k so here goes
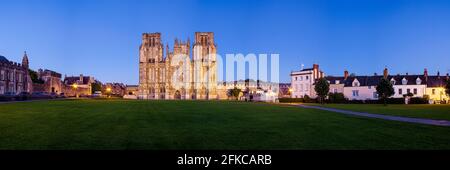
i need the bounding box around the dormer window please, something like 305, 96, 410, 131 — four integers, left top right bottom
336, 80, 340, 84
353, 79, 360, 87
402, 78, 407, 85
416, 77, 422, 85
390, 78, 396, 85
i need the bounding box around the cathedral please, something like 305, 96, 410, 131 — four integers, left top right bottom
138, 32, 217, 100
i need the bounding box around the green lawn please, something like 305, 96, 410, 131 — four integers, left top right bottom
0, 99, 450, 150
308, 104, 450, 121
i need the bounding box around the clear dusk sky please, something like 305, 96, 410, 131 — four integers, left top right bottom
1, 0, 450, 84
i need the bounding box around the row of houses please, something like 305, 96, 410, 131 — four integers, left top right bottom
291, 64, 449, 103
0, 52, 131, 98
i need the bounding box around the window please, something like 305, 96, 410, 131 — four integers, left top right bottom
416, 78, 422, 85
368, 86, 371, 89
300, 76, 303, 81
306, 76, 309, 80
390, 78, 396, 85
305, 84, 309, 91
295, 77, 297, 81
407, 89, 411, 94
402, 78, 407, 85
333, 89, 337, 93
353, 82, 359, 87
373, 92, 378, 99
352, 90, 359, 97
300, 84, 303, 91
399, 88, 403, 95
413, 88, 417, 95
432, 89, 436, 95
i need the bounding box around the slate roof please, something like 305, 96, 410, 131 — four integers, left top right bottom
325, 74, 448, 87
64, 76, 92, 85
426, 76, 448, 87
0, 55, 9, 63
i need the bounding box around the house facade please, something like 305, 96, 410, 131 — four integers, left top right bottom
290, 64, 324, 98
62, 74, 95, 97
322, 67, 449, 103
0, 52, 32, 95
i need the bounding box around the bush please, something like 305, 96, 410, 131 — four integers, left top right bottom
303, 95, 311, 103
409, 97, 428, 104
278, 98, 304, 103
343, 98, 405, 104
327, 93, 347, 103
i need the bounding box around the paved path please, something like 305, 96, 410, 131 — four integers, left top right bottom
298, 104, 450, 127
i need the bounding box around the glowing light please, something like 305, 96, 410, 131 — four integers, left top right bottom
72, 84, 78, 89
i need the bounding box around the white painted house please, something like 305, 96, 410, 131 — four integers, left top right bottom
290, 64, 324, 98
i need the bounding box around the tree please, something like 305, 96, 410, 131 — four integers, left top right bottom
227, 87, 242, 100
314, 78, 330, 104
91, 82, 102, 94
376, 78, 395, 106
231, 87, 242, 100
28, 69, 44, 84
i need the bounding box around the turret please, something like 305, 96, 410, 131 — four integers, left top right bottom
22, 51, 29, 69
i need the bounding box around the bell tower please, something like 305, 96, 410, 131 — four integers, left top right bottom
193, 32, 217, 99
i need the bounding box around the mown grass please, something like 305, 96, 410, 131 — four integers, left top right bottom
0, 99, 449, 150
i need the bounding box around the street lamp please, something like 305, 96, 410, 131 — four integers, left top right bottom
72, 83, 78, 98
106, 87, 112, 98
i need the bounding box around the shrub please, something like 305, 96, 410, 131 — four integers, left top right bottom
409, 97, 428, 104
328, 93, 347, 103
303, 95, 311, 103
278, 98, 304, 103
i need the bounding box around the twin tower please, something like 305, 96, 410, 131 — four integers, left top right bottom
138, 32, 218, 100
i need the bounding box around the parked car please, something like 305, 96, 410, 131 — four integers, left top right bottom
17, 92, 31, 101
92, 91, 102, 97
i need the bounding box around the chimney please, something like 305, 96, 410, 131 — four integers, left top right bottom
424, 68, 428, 82
446, 73, 449, 81
313, 64, 319, 79
383, 67, 388, 79
374, 73, 377, 76
344, 70, 349, 80
437, 71, 440, 79
80, 74, 83, 82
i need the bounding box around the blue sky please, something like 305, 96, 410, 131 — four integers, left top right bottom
1, 0, 450, 84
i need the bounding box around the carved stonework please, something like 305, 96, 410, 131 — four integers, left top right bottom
138, 32, 217, 100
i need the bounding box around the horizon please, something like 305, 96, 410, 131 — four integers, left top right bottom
1, 0, 450, 84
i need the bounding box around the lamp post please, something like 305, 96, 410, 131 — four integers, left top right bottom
72, 83, 78, 98
106, 87, 112, 98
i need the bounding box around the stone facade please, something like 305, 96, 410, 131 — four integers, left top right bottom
138, 32, 217, 100
32, 69, 62, 94
0, 52, 32, 95
103, 83, 126, 96
62, 74, 95, 97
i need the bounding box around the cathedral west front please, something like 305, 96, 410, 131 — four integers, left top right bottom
138, 32, 218, 100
